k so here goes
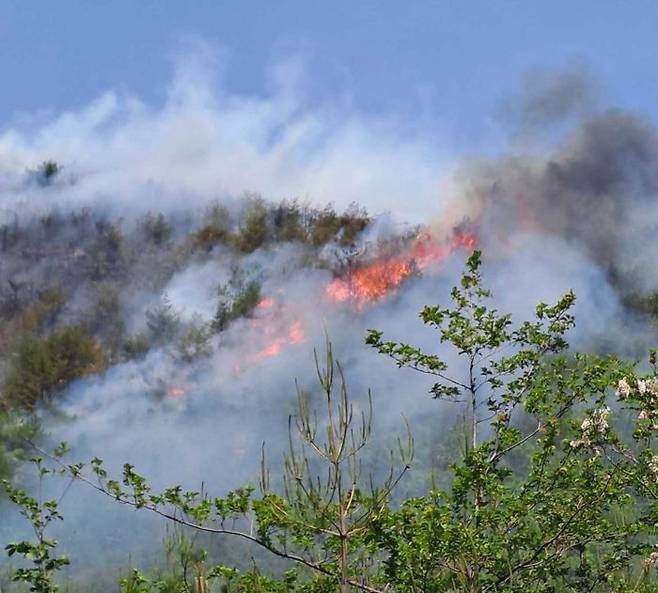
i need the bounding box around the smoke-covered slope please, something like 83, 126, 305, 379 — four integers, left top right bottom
2, 62, 658, 588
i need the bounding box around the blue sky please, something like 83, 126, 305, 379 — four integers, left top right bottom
2, 1, 658, 151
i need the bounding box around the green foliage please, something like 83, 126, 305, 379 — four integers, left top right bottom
273, 200, 307, 243
212, 279, 261, 333
192, 224, 231, 252
67, 341, 410, 593
2, 326, 104, 410
16, 287, 66, 335
0, 413, 40, 482
309, 206, 342, 247
365, 250, 653, 591
119, 569, 156, 593
336, 203, 369, 246
142, 213, 173, 247
162, 523, 208, 589
89, 282, 126, 356
145, 297, 181, 346
114, 524, 208, 593
35, 161, 60, 187
309, 204, 369, 247
189, 200, 369, 253
123, 334, 151, 361
190, 205, 233, 253
176, 320, 213, 363
69, 250, 647, 591
3, 448, 71, 592
90, 222, 126, 279
16, 250, 658, 592
237, 200, 269, 253
208, 565, 298, 592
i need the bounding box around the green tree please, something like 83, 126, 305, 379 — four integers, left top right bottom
91, 221, 125, 279
142, 213, 173, 247
337, 204, 369, 247
122, 334, 151, 362
89, 282, 126, 357
308, 204, 369, 247
192, 224, 230, 252
237, 200, 269, 253
212, 279, 261, 333
38, 252, 658, 591
273, 200, 307, 243
2, 445, 71, 593
190, 203, 234, 253
0, 413, 40, 482
34, 161, 60, 187
62, 342, 411, 593
16, 287, 66, 335
2, 327, 104, 410
176, 318, 213, 363
365, 251, 654, 592
145, 297, 181, 346
310, 206, 342, 246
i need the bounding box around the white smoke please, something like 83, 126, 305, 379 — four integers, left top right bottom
1, 51, 658, 590
0, 43, 450, 224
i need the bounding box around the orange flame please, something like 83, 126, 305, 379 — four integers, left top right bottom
242, 228, 476, 365
326, 258, 413, 304
254, 319, 306, 362
325, 230, 477, 305
167, 386, 187, 398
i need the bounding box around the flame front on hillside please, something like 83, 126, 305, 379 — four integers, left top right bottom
325, 229, 477, 306
254, 319, 306, 361
242, 227, 477, 368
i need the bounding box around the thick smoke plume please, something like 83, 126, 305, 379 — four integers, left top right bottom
0, 47, 447, 224
447, 67, 658, 293
1, 55, 657, 587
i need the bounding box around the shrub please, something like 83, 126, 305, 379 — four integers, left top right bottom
145, 297, 181, 346
2, 327, 104, 410
212, 280, 261, 333
237, 201, 269, 253
64, 252, 658, 591
273, 200, 307, 243
141, 213, 173, 246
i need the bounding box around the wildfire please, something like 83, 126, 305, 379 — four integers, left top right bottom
254, 320, 306, 361
326, 258, 413, 303
166, 386, 187, 398
325, 229, 477, 305
257, 298, 274, 309
243, 227, 476, 365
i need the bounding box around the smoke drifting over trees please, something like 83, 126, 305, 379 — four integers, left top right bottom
2, 56, 658, 590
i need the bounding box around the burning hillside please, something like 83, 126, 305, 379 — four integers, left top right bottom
4, 56, 658, 593
325, 228, 477, 306
231, 225, 479, 370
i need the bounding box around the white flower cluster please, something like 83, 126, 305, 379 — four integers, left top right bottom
582, 407, 610, 433
616, 377, 658, 428
570, 407, 610, 449
637, 378, 658, 397
648, 455, 658, 481
617, 376, 658, 399
646, 550, 658, 568
617, 377, 633, 399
